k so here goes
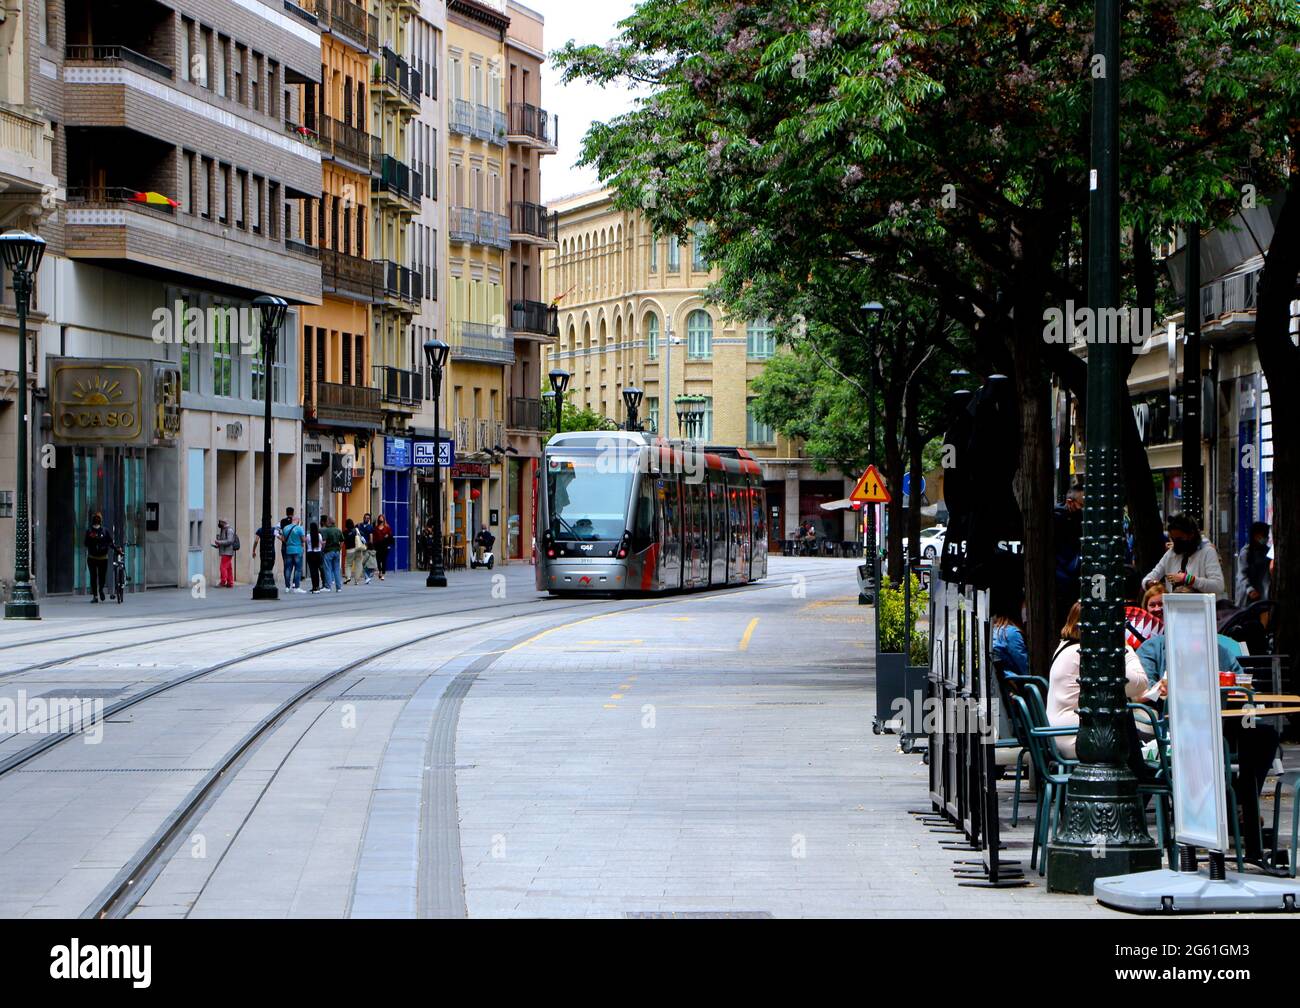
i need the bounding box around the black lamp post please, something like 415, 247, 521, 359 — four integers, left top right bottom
860, 301, 884, 603
1, 230, 46, 620
251, 295, 288, 601
424, 337, 449, 588
542, 391, 556, 434
622, 386, 643, 431
1047, 0, 1160, 892
548, 369, 570, 432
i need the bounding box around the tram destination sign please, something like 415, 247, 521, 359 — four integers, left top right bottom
48, 358, 182, 447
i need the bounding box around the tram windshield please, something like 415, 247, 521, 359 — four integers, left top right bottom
546, 455, 634, 541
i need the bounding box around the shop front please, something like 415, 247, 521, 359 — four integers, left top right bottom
380, 435, 413, 572
43, 358, 182, 595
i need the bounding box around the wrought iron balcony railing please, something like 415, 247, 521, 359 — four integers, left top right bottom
372, 154, 421, 205
318, 0, 377, 51
450, 99, 473, 135
508, 102, 556, 145
449, 206, 477, 243
510, 201, 557, 243
375, 47, 421, 103
309, 380, 382, 426
452, 322, 515, 365
373, 365, 423, 407
65, 186, 175, 215
317, 115, 374, 171
509, 396, 544, 431
511, 299, 559, 338
321, 248, 382, 298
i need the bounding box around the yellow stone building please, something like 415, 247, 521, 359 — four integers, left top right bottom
542, 187, 856, 547
444, 0, 513, 557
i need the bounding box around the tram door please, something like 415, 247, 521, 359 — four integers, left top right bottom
659, 475, 683, 589
750, 480, 768, 579
684, 478, 705, 587
708, 473, 727, 586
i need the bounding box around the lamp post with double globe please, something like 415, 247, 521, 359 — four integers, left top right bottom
251, 295, 288, 601
622, 386, 644, 432
424, 338, 450, 588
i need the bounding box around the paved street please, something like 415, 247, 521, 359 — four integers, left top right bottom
0, 558, 1181, 919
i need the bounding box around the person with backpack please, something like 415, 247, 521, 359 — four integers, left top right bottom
304, 521, 326, 593
84, 512, 115, 603
474, 525, 496, 566
321, 516, 343, 592
370, 515, 394, 580
213, 519, 238, 587
282, 514, 306, 592
343, 518, 370, 586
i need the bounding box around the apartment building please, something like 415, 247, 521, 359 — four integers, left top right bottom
542, 188, 857, 547
444, 0, 511, 560
501, 0, 556, 561
11, 0, 322, 595
0, 0, 59, 597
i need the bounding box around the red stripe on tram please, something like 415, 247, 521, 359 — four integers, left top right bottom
640, 542, 658, 590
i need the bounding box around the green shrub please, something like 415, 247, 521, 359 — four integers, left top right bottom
876, 573, 929, 664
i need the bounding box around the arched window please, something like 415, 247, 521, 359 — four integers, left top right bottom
645, 313, 659, 359
747, 318, 775, 359
686, 309, 712, 359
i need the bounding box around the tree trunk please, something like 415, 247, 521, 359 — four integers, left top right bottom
1250, 166, 1300, 708
906, 390, 924, 568
883, 382, 906, 584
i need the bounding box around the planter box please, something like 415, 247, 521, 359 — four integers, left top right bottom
875, 651, 908, 729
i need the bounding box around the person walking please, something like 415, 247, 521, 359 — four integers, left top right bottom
85, 512, 115, 603
370, 515, 394, 580
359, 513, 378, 582
304, 521, 325, 593
282, 513, 306, 592
474, 524, 495, 566
213, 518, 237, 588
321, 516, 343, 592
343, 518, 370, 586
1235, 520, 1271, 608
1141, 514, 1226, 600
279, 506, 296, 579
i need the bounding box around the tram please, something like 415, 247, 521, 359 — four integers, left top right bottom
535, 431, 769, 594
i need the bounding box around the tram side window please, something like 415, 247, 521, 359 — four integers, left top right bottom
711, 481, 726, 545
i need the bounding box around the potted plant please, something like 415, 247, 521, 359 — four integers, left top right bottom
872, 572, 930, 736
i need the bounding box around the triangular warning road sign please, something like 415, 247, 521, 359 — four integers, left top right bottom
850, 465, 891, 504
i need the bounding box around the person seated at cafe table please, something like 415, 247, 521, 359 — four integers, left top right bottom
1047, 602, 1154, 782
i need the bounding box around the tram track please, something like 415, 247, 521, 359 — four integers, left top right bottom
81, 568, 847, 919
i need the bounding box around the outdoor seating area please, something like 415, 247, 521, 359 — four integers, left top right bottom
781, 538, 863, 558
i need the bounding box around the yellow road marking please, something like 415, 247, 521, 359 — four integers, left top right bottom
602, 703, 617, 709
610, 693, 624, 699
738, 617, 759, 651
670, 617, 693, 622
619, 684, 632, 691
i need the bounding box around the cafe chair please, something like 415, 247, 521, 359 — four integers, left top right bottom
1010, 694, 1077, 877
1270, 770, 1300, 877
1128, 702, 1176, 868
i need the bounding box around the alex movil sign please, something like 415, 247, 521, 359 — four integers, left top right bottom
49, 358, 181, 447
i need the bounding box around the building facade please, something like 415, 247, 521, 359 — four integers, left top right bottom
7, 0, 321, 596
542, 188, 857, 548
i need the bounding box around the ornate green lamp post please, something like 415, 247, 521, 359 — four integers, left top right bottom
251, 295, 288, 601
1, 230, 46, 620
860, 301, 884, 602
423, 337, 449, 588
1047, 0, 1161, 892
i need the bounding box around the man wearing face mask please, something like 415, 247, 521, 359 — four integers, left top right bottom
1141, 514, 1226, 600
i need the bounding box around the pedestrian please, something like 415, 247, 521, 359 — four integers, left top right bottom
474, 524, 495, 565
282, 513, 306, 592
344, 518, 370, 586
359, 513, 378, 581
989, 590, 1028, 678
416, 520, 435, 571
213, 518, 237, 588
1141, 514, 1226, 599
1235, 520, 1271, 608
85, 512, 114, 603
321, 516, 343, 591
370, 515, 393, 580
304, 521, 325, 593
253, 521, 280, 578
279, 505, 296, 577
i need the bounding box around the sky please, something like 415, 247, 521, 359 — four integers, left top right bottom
529, 0, 643, 202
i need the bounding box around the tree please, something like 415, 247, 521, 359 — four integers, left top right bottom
556, 0, 1300, 674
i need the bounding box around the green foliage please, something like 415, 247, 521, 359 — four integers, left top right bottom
749, 351, 872, 473
876, 573, 929, 665
560, 402, 619, 433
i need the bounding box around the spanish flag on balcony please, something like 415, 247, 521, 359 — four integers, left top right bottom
130, 191, 179, 208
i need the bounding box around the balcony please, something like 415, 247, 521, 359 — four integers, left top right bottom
449, 206, 476, 243
374, 365, 423, 409
308, 380, 383, 430
65, 186, 174, 216
477, 210, 511, 250
450, 99, 474, 136
65, 44, 173, 80
511, 299, 559, 339
509, 201, 558, 246
509, 396, 544, 431
321, 247, 382, 301
284, 237, 319, 258
507, 103, 558, 151
0, 107, 57, 226
373, 47, 421, 111
317, 0, 377, 52
317, 115, 376, 173
379, 260, 422, 307
452, 322, 515, 365
371, 154, 421, 211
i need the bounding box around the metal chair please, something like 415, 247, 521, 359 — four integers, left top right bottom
1129, 702, 1176, 868
1009, 694, 1076, 876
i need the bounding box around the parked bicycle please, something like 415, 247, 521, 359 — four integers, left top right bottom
111, 547, 126, 604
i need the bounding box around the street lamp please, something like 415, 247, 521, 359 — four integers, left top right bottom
1047, 0, 1160, 892
860, 301, 884, 604
548, 369, 570, 432
622, 386, 644, 431
542, 390, 556, 434
424, 337, 449, 588
1, 230, 46, 620
251, 295, 287, 601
